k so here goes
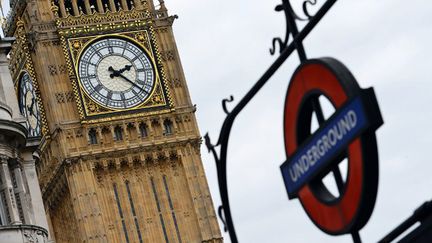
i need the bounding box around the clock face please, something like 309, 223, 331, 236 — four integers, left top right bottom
19, 72, 42, 137
77, 37, 156, 110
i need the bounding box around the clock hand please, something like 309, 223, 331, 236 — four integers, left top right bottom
27, 105, 34, 116
108, 66, 120, 78
108, 66, 146, 93
27, 97, 35, 116
31, 98, 38, 117
31, 97, 35, 110
117, 73, 146, 91
109, 65, 133, 78
118, 65, 133, 74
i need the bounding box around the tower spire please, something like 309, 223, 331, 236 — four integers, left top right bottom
158, 0, 167, 11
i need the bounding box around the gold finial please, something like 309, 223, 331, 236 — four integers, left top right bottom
72, 41, 81, 49
79, 6, 84, 15
51, 1, 60, 18
136, 33, 145, 42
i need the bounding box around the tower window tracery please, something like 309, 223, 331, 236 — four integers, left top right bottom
125, 181, 143, 243
88, 128, 98, 144
63, 0, 73, 16
114, 126, 124, 141
113, 183, 130, 243
139, 123, 148, 138
89, 0, 98, 13
77, 1, 86, 14
150, 177, 169, 242
53, 0, 137, 17
114, 0, 121, 11
163, 175, 182, 242
163, 119, 173, 135
126, 0, 134, 10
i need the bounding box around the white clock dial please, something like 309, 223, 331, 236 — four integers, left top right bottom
19, 72, 42, 137
77, 37, 156, 110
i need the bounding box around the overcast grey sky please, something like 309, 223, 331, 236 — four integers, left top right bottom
3, 0, 432, 242
167, 0, 432, 242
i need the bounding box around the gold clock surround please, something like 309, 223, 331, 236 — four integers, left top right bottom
11, 20, 49, 136
63, 30, 173, 121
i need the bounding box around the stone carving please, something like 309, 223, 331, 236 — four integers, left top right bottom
48, 65, 57, 76
23, 227, 49, 243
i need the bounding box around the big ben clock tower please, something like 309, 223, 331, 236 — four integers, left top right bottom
4, 0, 222, 242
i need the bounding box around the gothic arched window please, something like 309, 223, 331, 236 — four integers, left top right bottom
77, 1, 86, 14
89, 0, 98, 13
64, 0, 73, 16
88, 128, 98, 144
126, 0, 134, 10
139, 123, 148, 138
114, 126, 123, 141
163, 119, 173, 136
113, 0, 121, 11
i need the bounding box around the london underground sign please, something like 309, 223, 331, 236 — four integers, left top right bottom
283, 96, 372, 197
281, 58, 383, 235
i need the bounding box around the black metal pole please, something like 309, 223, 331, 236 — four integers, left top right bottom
311, 95, 346, 191
283, 0, 307, 62
352, 231, 362, 243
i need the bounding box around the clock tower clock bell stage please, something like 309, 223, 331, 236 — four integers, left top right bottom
5, 0, 222, 242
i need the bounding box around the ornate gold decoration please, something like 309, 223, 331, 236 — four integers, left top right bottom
55, 91, 75, 103
59, 35, 86, 121
61, 29, 173, 121
136, 33, 145, 42
3, 0, 27, 36
149, 25, 174, 109
55, 10, 152, 37
72, 41, 81, 49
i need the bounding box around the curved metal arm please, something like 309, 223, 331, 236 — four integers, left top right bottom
303, 0, 319, 19
222, 95, 234, 115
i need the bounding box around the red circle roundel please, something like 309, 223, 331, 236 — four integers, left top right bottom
282, 58, 381, 235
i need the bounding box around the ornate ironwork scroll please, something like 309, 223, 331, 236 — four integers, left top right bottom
204, 0, 342, 242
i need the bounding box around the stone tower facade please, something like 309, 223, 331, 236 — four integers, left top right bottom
4, 0, 222, 242
0, 37, 49, 243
